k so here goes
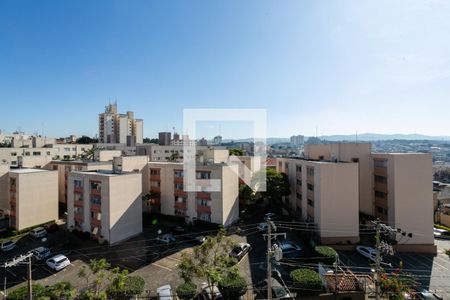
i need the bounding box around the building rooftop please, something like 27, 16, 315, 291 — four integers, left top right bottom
71, 170, 137, 177
51, 160, 111, 166
9, 168, 52, 174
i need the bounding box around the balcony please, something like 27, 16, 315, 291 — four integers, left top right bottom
174, 189, 187, 197
196, 192, 211, 200
74, 214, 84, 223
91, 218, 102, 227
9, 210, 16, 217
374, 167, 387, 176
74, 200, 84, 207
151, 186, 161, 193
307, 204, 314, 217
9, 186, 16, 192
150, 175, 161, 181
196, 205, 211, 214
374, 182, 388, 193
90, 189, 101, 196
90, 203, 101, 212
174, 202, 187, 210
174, 177, 184, 184
74, 186, 84, 194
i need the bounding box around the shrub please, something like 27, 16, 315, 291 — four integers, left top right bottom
290, 269, 323, 292
176, 282, 197, 300
7, 284, 47, 300
218, 274, 247, 299
315, 246, 337, 258
106, 275, 145, 299
45, 281, 78, 299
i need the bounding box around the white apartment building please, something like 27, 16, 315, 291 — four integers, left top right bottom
67, 170, 143, 244
136, 144, 220, 162
146, 162, 239, 226
6, 169, 58, 230
277, 158, 360, 244
99, 103, 143, 146
290, 135, 304, 147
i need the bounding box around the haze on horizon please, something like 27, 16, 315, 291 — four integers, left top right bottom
1, 0, 450, 139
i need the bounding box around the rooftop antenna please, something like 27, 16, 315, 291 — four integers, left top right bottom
315, 126, 318, 138
356, 130, 358, 143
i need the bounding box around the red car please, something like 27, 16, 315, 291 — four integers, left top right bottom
44, 223, 60, 233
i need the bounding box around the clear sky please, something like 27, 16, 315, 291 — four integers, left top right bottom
1, 0, 450, 139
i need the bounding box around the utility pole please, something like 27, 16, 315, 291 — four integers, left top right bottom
263, 217, 286, 300
2, 252, 34, 300
374, 221, 381, 300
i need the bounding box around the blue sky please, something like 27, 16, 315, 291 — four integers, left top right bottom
1, 0, 450, 139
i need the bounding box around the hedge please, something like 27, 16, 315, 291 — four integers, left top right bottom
176, 282, 197, 300
290, 269, 323, 291
106, 276, 145, 299
315, 246, 337, 258
218, 274, 247, 299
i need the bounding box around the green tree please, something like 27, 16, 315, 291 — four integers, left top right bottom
7, 284, 47, 300
76, 136, 98, 144
229, 148, 244, 156
168, 151, 180, 162
45, 282, 78, 299
78, 258, 111, 299
239, 184, 255, 205
380, 264, 416, 300
106, 274, 145, 299
177, 229, 239, 300
143, 138, 159, 144
253, 168, 290, 204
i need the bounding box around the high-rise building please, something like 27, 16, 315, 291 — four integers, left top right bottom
290, 135, 304, 147
213, 136, 222, 145
98, 103, 143, 146
158, 132, 171, 146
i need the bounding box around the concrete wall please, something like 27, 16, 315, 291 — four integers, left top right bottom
11, 170, 58, 230
0, 164, 10, 215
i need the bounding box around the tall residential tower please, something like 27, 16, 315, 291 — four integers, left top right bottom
98, 103, 143, 146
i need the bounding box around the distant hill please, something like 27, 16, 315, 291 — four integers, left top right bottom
221, 133, 450, 144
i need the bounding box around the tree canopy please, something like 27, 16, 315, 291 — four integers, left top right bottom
229, 148, 244, 156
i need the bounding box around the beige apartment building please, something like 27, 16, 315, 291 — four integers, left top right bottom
371, 153, 434, 249
6, 169, 58, 230
136, 144, 219, 162
277, 158, 360, 244
98, 103, 143, 146
67, 170, 143, 245
146, 162, 239, 226
46, 160, 112, 205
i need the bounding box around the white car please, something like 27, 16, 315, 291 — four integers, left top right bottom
356, 246, 380, 262
1, 240, 16, 252
434, 228, 450, 240
30, 227, 47, 239
46, 254, 70, 271
32, 247, 52, 261
157, 284, 173, 300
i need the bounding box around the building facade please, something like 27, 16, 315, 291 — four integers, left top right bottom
99, 103, 143, 146
67, 170, 143, 244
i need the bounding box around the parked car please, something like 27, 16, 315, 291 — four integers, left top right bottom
199, 283, 224, 300
156, 284, 173, 300
415, 288, 443, 300
156, 233, 176, 244
171, 226, 186, 235
256, 278, 293, 299
1, 240, 16, 252
46, 254, 70, 271
194, 235, 206, 244
257, 222, 268, 231
30, 227, 47, 238
44, 223, 60, 233
276, 241, 302, 259
230, 243, 251, 261
32, 247, 52, 261
356, 245, 380, 263
433, 228, 450, 240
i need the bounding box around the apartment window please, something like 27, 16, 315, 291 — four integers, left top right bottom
150, 169, 160, 175
196, 171, 211, 179
374, 175, 387, 184
296, 192, 302, 200
165, 150, 169, 153
150, 181, 160, 188
376, 206, 387, 215
296, 165, 302, 173
352, 158, 359, 163
374, 159, 388, 168
307, 183, 314, 192
10, 178, 16, 188
307, 198, 314, 207
278, 161, 282, 169
284, 162, 289, 170
72, 147, 77, 151
90, 195, 101, 205
174, 183, 184, 190
307, 167, 314, 176
64, 147, 71, 152
175, 209, 186, 217
196, 199, 211, 207
10, 152, 17, 156
11, 161, 17, 165
374, 191, 387, 199
32, 151, 41, 156
296, 179, 302, 187
197, 213, 211, 222
25, 152, 30, 156
90, 181, 101, 192
46, 151, 51, 155
174, 170, 184, 178
74, 180, 83, 188
318, 156, 324, 160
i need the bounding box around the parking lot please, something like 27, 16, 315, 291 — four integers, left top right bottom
1, 216, 449, 299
